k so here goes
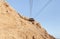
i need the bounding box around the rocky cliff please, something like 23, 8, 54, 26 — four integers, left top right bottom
0, 0, 55, 39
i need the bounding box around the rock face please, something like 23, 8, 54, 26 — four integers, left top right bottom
0, 0, 55, 39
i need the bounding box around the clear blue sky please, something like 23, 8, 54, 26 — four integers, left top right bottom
6, 0, 60, 38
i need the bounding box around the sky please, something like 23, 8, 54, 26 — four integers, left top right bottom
6, 0, 60, 38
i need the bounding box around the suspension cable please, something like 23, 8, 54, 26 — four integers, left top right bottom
34, 0, 52, 18
29, 0, 33, 17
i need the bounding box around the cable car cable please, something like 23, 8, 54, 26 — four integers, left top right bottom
29, 0, 33, 18
34, 0, 52, 18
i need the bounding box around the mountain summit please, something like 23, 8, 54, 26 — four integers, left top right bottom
0, 0, 55, 39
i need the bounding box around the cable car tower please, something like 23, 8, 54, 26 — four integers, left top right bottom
29, 0, 52, 21
29, 0, 34, 22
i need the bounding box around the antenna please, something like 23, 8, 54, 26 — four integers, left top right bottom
34, 0, 52, 18
29, 0, 33, 18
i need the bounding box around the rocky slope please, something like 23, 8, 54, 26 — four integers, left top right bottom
0, 0, 55, 39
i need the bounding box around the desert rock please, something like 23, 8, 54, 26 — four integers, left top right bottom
0, 0, 55, 39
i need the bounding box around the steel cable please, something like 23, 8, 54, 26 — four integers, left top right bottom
29, 0, 33, 17
34, 0, 52, 18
